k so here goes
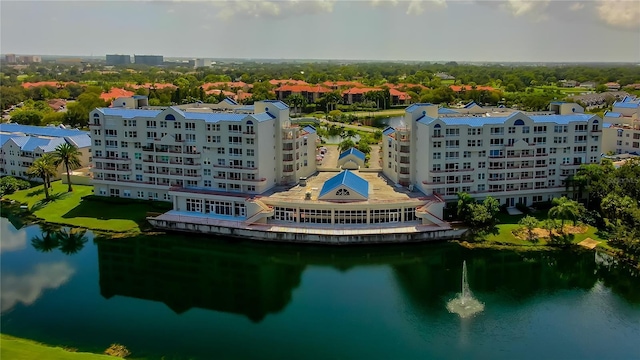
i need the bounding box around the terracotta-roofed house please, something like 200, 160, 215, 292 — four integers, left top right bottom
100, 88, 135, 102
47, 99, 67, 112
275, 84, 332, 103
21, 81, 79, 89
341, 87, 411, 105
269, 79, 309, 86
323, 81, 365, 90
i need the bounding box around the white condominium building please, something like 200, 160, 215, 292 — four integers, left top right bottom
0, 124, 92, 181
602, 96, 640, 155
383, 101, 603, 207
89, 99, 318, 203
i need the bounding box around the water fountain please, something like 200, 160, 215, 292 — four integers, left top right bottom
446, 261, 485, 318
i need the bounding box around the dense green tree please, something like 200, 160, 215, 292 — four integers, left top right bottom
549, 197, 583, 232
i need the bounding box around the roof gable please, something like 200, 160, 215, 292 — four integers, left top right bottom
338, 147, 366, 161
319, 170, 369, 199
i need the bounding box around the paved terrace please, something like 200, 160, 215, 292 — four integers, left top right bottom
153, 210, 452, 236
261, 171, 433, 204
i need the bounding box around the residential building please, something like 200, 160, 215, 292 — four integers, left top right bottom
0, 124, 92, 180
579, 81, 597, 89
134, 55, 164, 66
606, 82, 621, 91
274, 84, 332, 103
602, 96, 640, 155
5, 54, 17, 63
382, 101, 602, 207
106, 54, 132, 66
90, 98, 317, 201
341, 87, 411, 105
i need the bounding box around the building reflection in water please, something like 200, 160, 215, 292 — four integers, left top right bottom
96, 235, 305, 322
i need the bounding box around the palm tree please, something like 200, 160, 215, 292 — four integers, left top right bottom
52, 142, 82, 192
548, 196, 582, 233
40, 153, 55, 189
541, 218, 557, 239
26, 157, 57, 200
57, 228, 88, 255
518, 215, 539, 242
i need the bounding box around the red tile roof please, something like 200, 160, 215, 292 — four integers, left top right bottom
126, 83, 177, 90
205, 89, 236, 97
269, 79, 309, 86
237, 91, 253, 100
342, 87, 380, 95
21, 81, 79, 89
100, 88, 134, 101
47, 99, 67, 111
323, 80, 365, 88
449, 85, 495, 92
275, 84, 332, 93
389, 88, 411, 100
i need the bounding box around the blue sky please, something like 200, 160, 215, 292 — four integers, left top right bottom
1, 0, 639, 62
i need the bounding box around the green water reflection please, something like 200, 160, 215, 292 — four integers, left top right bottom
1, 217, 639, 359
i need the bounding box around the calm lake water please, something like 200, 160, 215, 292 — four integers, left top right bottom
1, 216, 639, 359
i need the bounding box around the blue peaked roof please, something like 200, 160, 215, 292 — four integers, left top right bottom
319, 170, 369, 199
464, 101, 478, 108
0, 123, 87, 137
613, 101, 640, 109
382, 127, 396, 135
64, 134, 92, 148
338, 147, 366, 161
262, 100, 289, 110
97, 107, 274, 123
302, 125, 317, 134
417, 112, 595, 127
438, 107, 459, 114
604, 111, 622, 118
223, 98, 238, 105
405, 103, 433, 113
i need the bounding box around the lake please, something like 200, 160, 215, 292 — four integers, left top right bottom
1, 217, 639, 359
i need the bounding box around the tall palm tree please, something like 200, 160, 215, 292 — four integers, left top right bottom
26, 156, 57, 200
548, 196, 582, 233
40, 153, 55, 189
53, 142, 82, 192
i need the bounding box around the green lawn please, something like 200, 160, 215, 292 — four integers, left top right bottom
482, 210, 606, 247
3, 181, 163, 233
0, 334, 117, 360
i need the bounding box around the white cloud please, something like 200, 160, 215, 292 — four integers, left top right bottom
1, 262, 75, 313
499, 0, 550, 20
596, 0, 640, 31
0, 220, 26, 254
569, 2, 584, 11
212, 0, 336, 19
405, 0, 447, 15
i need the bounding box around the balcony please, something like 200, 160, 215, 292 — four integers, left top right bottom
93, 156, 131, 164
422, 181, 445, 185
242, 177, 267, 182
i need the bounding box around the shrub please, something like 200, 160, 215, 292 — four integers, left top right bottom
0, 176, 31, 197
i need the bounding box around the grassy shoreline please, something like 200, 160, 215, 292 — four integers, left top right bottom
2, 181, 169, 234
0, 334, 120, 359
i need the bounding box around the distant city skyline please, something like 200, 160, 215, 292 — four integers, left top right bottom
1, 0, 639, 63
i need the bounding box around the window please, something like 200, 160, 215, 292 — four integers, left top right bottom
246, 149, 255, 156
336, 188, 350, 196
94, 139, 102, 146
146, 121, 157, 128
478, 162, 486, 168
185, 122, 196, 131
207, 124, 220, 131
508, 127, 516, 134
135, 153, 142, 160
246, 138, 254, 145
174, 121, 182, 129
204, 180, 212, 187
186, 133, 196, 143
228, 124, 242, 133
522, 126, 530, 134
433, 152, 441, 160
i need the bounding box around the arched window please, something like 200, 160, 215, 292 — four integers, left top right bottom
514, 119, 525, 126
336, 189, 350, 196
246, 120, 253, 125
165, 114, 176, 121
93, 113, 100, 117
592, 119, 599, 124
